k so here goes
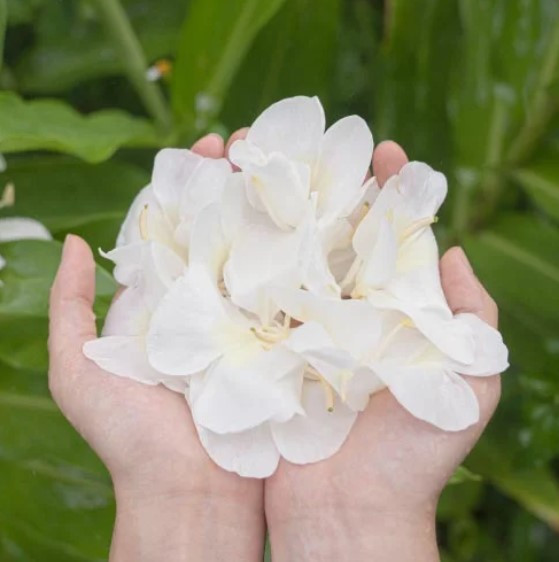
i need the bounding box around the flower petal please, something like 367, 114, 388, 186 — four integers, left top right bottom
147, 268, 234, 376
195, 422, 280, 478
374, 363, 480, 431
179, 157, 231, 222
274, 288, 382, 360
243, 96, 325, 165
315, 115, 374, 223
191, 345, 305, 434
188, 203, 228, 282
151, 148, 202, 211
239, 151, 311, 230
271, 381, 357, 464
224, 221, 302, 323
0, 217, 51, 241
450, 313, 509, 376
84, 335, 159, 384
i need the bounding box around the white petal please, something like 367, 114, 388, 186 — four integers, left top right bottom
243, 96, 325, 165
344, 367, 385, 411
356, 216, 398, 290
220, 173, 262, 241
374, 363, 480, 431
450, 313, 509, 376
239, 152, 310, 230
195, 423, 279, 478
224, 221, 302, 323
0, 217, 51, 241
286, 321, 356, 396
147, 268, 233, 376
84, 335, 160, 385
274, 288, 382, 360
188, 203, 228, 282
152, 148, 202, 211
315, 115, 374, 223
271, 381, 357, 464
103, 241, 184, 302
102, 286, 149, 336
179, 157, 231, 221
192, 346, 304, 434
117, 185, 156, 246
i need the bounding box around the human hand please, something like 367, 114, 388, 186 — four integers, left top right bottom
244, 139, 501, 562
48, 135, 265, 562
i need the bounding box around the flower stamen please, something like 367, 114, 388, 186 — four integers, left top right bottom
399, 216, 438, 242
305, 366, 335, 412
139, 204, 149, 241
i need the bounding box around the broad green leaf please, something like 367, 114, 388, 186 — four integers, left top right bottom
5, 0, 45, 25
514, 154, 559, 222
465, 214, 559, 335
374, 0, 460, 167
14, 0, 187, 94
467, 437, 559, 531
0, 316, 48, 371
0, 92, 158, 163
0, 362, 113, 560
171, 0, 287, 129
221, 0, 341, 130
0, 156, 147, 232
0, 239, 115, 318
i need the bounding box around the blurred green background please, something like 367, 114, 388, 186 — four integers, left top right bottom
0, 0, 558, 560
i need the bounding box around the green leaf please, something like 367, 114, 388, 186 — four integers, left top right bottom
0, 0, 6, 74
449, 465, 482, 485
464, 214, 559, 335
221, 0, 341, 130
467, 436, 559, 531
5, 0, 45, 25
0, 362, 113, 559
0, 155, 147, 232
513, 152, 559, 222
171, 0, 287, 129
0, 92, 159, 163
14, 0, 187, 94
374, 0, 460, 167
0, 239, 115, 318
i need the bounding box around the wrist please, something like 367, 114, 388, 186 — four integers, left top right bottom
110, 461, 265, 562
267, 501, 439, 562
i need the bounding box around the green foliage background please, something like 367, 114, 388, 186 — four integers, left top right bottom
0, 0, 558, 559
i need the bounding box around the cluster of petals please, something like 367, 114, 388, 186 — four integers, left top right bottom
84, 96, 509, 478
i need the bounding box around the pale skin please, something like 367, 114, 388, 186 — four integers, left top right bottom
48, 133, 501, 561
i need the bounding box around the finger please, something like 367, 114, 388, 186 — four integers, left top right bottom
225, 127, 249, 159
439, 246, 498, 328
191, 133, 225, 158
49, 235, 97, 361
372, 140, 408, 187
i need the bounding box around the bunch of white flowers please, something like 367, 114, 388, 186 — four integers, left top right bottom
84, 96, 508, 478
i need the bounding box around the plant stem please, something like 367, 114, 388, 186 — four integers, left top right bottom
93, 0, 172, 131
507, 18, 559, 165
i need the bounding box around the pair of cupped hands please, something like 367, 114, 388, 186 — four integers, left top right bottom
48, 131, 501, 562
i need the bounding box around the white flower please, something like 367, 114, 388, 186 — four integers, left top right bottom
84, 148, 233, 391
146, 266, 370, 477
225, 96, 374, 317
81, 96, 509, 479
366, 311, 509, 431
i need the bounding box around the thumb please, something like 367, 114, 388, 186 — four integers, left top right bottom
440, 246, 498, 329
48, 235, 98, 362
